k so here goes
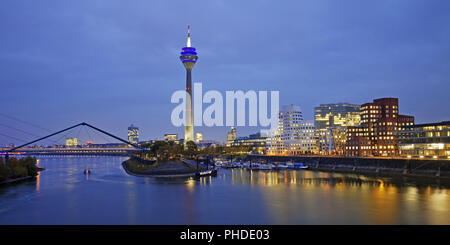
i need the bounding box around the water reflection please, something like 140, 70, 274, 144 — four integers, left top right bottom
0, 156, 448, 225
227, 169, 450, 224
229, 169, 450, 189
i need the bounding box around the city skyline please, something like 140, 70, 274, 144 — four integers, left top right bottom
1, 0, 450, 144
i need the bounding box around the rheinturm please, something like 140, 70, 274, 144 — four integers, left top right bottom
180, 24, 198, 143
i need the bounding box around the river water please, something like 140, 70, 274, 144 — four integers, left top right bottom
0, 156, 449, 225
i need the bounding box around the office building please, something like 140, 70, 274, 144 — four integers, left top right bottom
230, 132, 267, 154
195, 132, 203, 143
396, 121, 450, 158
65, 137, 78, 147
314, 103, 360, 155
345, 98, 414, 157
127, 124, 139, 145
164, 134, 178, 141
266, 104, 305, 155
226, 127, 237, 146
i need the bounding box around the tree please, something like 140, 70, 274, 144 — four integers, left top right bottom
184, 141, 198, 159
0, 163, 9, 182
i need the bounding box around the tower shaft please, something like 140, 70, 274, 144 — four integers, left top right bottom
185, 67, 194, 142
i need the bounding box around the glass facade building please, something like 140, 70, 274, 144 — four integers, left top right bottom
231, 132, 267, 154
396, 121, 450, 158
314, 103, 361, 155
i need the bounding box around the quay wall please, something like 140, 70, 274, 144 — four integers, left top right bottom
246, 155, 450, 178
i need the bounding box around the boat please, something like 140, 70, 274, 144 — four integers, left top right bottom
293, 162, 309, 170
195, 169, 218, 178
284, 162, 309, 170
258, 164, 272, 170
222, 162, 240, 168
274, 164, 288, 170
249, 162, 261, 170
286, 162, 295, 169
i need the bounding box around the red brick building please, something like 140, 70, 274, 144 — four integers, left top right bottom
345, 98, 414, 157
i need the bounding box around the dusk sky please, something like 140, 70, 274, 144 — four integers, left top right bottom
1, 0, 450, 145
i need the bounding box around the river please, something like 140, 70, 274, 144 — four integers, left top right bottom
0, 156, 449, 225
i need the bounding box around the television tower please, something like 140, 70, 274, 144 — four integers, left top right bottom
180, 24, 198, 143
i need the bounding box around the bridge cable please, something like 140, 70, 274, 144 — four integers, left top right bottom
50, 126, 79, 146
0, 113, 52, 133
90, 126, 111, 144
0, 132, 27, 143
0, 123, 60, 145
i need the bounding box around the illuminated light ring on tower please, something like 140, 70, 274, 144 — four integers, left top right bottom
180, 24, 198, 143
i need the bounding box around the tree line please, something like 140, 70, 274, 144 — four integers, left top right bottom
136, 140, 254, 161
0, 156, 38, 182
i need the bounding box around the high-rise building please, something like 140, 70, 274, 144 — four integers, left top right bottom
226, 127, 237, 146
180, 24, 198, 143
195, 132, 203, 143
314, 103, 360, 155
345, 98, 414, 157
164, 134, 178, 141
396, 121, 450, 158
127, 124, 139, 145
65, 137, 78, 147
266, 105, 305, 155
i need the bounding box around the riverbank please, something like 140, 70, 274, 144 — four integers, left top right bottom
122, 158, 205, 177
247, 155, 450, 179
0, 166, 45, 185
0, 156, 41, 185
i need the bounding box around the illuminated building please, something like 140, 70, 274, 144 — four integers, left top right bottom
345, 98, 414, 157
266, 105, 305, 155
180, 24, 198, 143
314, 103, 360, 155
197, 140, 220, 149
396, 121, 450, 158
164, 134, 178, 141
195, 132, 203, 143
65, 137, 78, 147
226, 127, 237, 146
230, 132, 267, 154
296, 122, 317, 154
127, 124, 139, 145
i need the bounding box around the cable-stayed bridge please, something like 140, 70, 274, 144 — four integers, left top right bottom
1, 122, 144, 158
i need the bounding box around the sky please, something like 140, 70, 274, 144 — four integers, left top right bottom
1, 0, 450, 145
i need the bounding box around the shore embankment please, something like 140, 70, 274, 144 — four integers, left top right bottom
122, 158, 203, 177
247, 155, 450, 178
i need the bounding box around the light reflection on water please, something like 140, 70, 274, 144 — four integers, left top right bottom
0, 156, 448, 225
